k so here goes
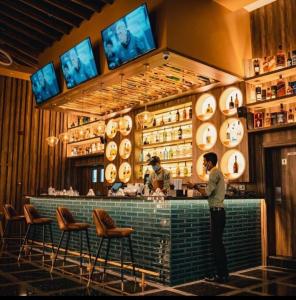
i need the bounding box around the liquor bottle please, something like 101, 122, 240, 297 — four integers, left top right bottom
287, 82, 294, 95
276, 45, 286, 68
288, 108, 294, 123
234, 93, 239, 108
264, 111, 271, 128
256, 86, 262, 101
183, 162, 189, 177
277, 75, 286, 98
160, 116, 165, 126
237, 121, 242, 137
253, 59, 260, 76
229, 96, 235, 109
163, 128, 168, 142
124, 142, 130, 155
156, 131, 160, 143
178, 126, 183, 140
176, 163, 181, 177
176, 110, 180, 122
206, 128, 211, 144
292, 50, 296, 66
189, 107, 193, 119
287, 51, 293, 67
169, 147, 174, 159
233, 156, 239, 174
277, 103, 287, 124
263, 57, 269, 73
266, 87, 272, 100
153, 117, 157, 127
144, 136, 149, 145
206, 103, 213, 114
183, 107, 187, 120
139, 165, 143, 179
226, 123, 231, 141
168, 112, 172, 123
164, 148, 168, 160
271, 85, 277, 99
176, 145, 180, 157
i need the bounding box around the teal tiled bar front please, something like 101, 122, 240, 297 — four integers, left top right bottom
29, 197, 262, 286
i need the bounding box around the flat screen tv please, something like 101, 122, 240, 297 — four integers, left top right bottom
60, 38, 99, 89
30, 62, 60, 104
101, 4, 156, 70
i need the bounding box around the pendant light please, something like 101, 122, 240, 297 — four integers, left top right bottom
97, 103, 106, 137
136, 64, 154, 129
59, 132, 70, 144
46, 135, 59, 147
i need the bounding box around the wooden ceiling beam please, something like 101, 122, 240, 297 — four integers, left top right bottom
0, 44, 39, 68
13, 0, 72, 35
0, 16, 53, 47
0, 9, 62, 41
71, 0, 103, 12
0, 64, 35, 81
44, 0, 93, 20
23, 0, 83, 27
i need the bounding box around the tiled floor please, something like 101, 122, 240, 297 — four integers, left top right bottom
0, 241, 296, 296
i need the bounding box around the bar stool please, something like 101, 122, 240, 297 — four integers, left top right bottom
51, 207, 92, 275
18, 204, 54, 262
1, 204, 25, 246
88, 209, 136, 288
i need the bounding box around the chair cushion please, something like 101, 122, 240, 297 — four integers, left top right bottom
10, 215, 25, 222
63, 223, 90, 232
99, 210, 116, 229
106, 227, 134, 238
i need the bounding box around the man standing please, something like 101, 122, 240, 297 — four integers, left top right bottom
146, 156, 171, 194
198, 152, 229, 283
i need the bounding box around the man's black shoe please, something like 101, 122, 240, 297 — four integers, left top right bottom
204, 274, 229, 283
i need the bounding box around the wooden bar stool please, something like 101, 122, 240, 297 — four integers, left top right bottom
88, 209, 136, 289
51, 207, 92, 275
1, 205, 25, 246
18, 204, 54, 262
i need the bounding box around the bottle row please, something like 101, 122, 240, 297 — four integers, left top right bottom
253, 103, 296, 128
251, 45, 296, 77
253, 75, 296, 102
68, 128, 105, 143
69, 116, 97, 128
142, 125, 192, 145
140, 143, 192, 163
69, 142, 105, 157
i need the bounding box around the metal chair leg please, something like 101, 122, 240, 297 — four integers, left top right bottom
128, 236, 136, 281
120, 239, 124, 291
42, 224, 45, 260
85, 229, 92, 266
88, 237, 104, 287
18, 224, 31, 262
103, 238, 111, 280
80, 230, 83, 274
63, 232, 71, 267
51, 231, 65, 273
29, 225, 36, 255
48, 224, 54, 258
1, 221, 8, 246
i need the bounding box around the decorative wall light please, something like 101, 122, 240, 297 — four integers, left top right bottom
59, 132, 70, 144
46, 136, 59, 147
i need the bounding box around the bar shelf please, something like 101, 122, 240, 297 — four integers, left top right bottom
142, 138, 192, 149
138, 119, 192, 134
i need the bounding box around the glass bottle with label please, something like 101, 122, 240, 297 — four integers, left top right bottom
206, 103, 213, 114
233, 156, 239, 174
169, 147, 174, 159
277, 75, 286, 98
229, 96, 235, 109
276, 45, 286, 68
163, 128, 168, 142
183, 162, 189, 177
253, 59, 260, 76
256, 86, 262, 101
206, 128, 211, 144
264, 111, 271, 128
176, 110, 180, 122
226, 123, 231, 141
189, 107, 193, 119
182, 107, 187, 120
176, 163, 181, 177
178, 126, 183, 140
163, 148, 168, 160
277, 103, 287, 124
234, 94, 239, 108
160, 116, 165, 126
288, 108, 294, 123
287, 51, 293, 67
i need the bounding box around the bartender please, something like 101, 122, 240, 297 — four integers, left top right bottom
146, 156, 171, 194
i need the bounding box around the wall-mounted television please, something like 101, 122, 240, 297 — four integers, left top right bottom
60, 38, 99, 89
30, 62, 61, 104
101, 4, 156, 70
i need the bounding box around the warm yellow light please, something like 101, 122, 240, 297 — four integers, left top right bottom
136, 110, 154, 128
97, 121, 106, 136
59, 132, 70, 144
118, 117, 128, 133
46, 136, 59, 147
244, 0, 276, 12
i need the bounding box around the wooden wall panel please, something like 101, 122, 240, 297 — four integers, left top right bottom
251, 0, 296, 58
0, 76, 68, 213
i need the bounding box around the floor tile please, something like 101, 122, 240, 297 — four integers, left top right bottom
225, 275, 262, 289
144, 290, 188, 296
238, 269, 288, 280
10, 270, 60, 282
107, 280, 157, 294
50, 287, 112, 296
176, 282, 234, 296
0, 262, 39, 273
252, 282, 296, 296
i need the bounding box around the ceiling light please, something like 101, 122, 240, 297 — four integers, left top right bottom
244, 0, 277, 12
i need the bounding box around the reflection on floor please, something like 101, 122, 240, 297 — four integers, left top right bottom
0, 242, 296, 296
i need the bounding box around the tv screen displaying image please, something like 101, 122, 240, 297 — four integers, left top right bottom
60, 38, 99, 89
101, 4, 156, 70
30, 62, 60, 104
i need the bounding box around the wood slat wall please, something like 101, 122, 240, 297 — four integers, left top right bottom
251, 0, 296, 58
0, 76, 68, 213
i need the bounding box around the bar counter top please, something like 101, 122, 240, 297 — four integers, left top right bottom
28, 196, 263, 285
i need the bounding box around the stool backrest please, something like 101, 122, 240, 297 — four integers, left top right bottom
3, 205, 17, 220
56, 207, 75, 230
24, 204, 40, 224
93, 209, 116, 237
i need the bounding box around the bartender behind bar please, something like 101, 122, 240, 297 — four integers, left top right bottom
146, 156, 171, 194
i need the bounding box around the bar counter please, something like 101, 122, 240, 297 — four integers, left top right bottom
28, 196, 263, 285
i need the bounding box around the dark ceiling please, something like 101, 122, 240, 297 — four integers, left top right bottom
0, 0, 114, 69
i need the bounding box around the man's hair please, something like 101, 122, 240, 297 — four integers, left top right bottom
204, 152, 218, 166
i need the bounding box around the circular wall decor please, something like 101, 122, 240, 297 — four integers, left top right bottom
219, 87, 243, 117
119, 162, 132, 183
219, 118, 244, 148
105, 163, 117, 184
196, 123, 217, 151
119, 138, 132, 159
221, 150, 246, 180
106, 141, 118, 161
195, 93, 217, 121
106, 119, 118, 139
119, 115, 133, 136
